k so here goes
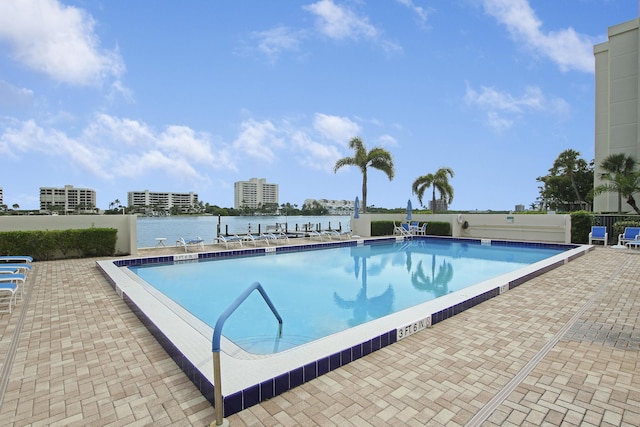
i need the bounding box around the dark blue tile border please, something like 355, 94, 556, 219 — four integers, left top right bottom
99, 237, 586, 417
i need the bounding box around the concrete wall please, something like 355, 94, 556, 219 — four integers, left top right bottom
0, 215, 138, 256
351, 213, 571, 243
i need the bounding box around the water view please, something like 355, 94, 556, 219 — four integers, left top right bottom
136, 215, 351, 248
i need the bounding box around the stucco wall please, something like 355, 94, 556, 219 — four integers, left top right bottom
0, 215, 137, 256
351, 213, 571, 243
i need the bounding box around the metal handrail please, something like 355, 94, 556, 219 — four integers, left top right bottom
210, 282, 283, 426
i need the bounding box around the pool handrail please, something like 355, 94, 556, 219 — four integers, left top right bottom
211, 281, 283, 426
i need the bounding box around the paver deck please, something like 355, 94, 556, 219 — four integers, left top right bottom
0, 245, 638, 426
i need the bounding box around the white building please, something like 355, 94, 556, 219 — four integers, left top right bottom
304, 198, 356, 215
594, 18, 640, 212
127, 190, 199, 212
234, 178, 278, 210
40, 185, 96, 213
0, 187, 3, 208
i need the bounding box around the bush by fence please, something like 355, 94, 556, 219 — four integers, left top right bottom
0, 228, 118, 261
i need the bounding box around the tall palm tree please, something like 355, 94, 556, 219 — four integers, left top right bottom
412, 167, 454, 212
595, 153, 637, 213
334, 137, 394, 213
551, 149, 585, 210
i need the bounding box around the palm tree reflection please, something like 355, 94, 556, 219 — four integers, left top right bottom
334, 257, 395, 327
411, 254, 453, 296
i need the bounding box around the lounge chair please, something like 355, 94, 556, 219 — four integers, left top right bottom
393, 222, 410, 237
308, 231, 326, 241
243, 234, 270, 246
261, 232, 289, 244
0, 265, 31, 275
0, 273, 26, 304
588, 226, 607, 246
0, 282, 20, 313
617, 227, 640, 246
176, 237, 205, 252
215, 234, 243, 249
0, 256, 32, 264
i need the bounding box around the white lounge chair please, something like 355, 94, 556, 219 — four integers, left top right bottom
243, 234, 270, 246
215, 234, 243, 249
588, 226, 607, 246
176, 237, 205, 252
0, 273, 26, 307
261, 232, 289, 244
0, 282, 20, 313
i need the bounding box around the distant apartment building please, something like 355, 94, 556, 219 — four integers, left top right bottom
0, 187, 3, 208
127, 190, 199, 212
40, 185, 96, 213
429, 199, 448, 212
304, 198, 356, 215
234, 178, 278, 209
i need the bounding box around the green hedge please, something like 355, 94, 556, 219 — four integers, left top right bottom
370, 220, 451, 237
612, 220, 640, 239
0, 228, 117, 261
570, 211, 592, 244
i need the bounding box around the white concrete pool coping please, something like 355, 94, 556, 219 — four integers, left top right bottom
96, 237, 591, 412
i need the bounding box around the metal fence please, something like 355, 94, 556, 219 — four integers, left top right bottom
591, 214, 640, 244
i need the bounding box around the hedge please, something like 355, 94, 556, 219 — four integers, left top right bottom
0, 228, 118, 261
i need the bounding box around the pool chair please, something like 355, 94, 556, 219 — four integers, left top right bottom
393, 222, 410, 237
0, 264, 31, 275
261, 232, 289, 245
414, 223, 427, 236
617, 227, 640, 247
176, 237, 205, 252
243, 233, 270, 246
0, 273, 26, 305
0, 256, 32, 264
215, 234, 243, 249
308, 230, 326, 241
0, 282, 20, 313
588, 226, 607, 246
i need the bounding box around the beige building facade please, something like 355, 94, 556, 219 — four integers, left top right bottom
40, 185, 96, 213
594, 18, 640, 212
234, 178, 278, 209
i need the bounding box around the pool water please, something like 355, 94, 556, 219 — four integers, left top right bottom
129, 239, 565, 354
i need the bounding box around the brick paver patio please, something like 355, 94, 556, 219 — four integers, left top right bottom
0, 246, 638, 426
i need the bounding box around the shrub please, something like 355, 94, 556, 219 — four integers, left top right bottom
570, 211, 592, 244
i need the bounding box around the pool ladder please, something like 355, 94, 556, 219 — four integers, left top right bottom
210, 281, 283, 427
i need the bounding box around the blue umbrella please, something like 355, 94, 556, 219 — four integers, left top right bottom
406, 199, 412, 221
354, 197, 360, 218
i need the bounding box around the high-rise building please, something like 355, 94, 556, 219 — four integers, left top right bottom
40, 185, 96, 213
234, 178, 278, 209
127, 190, 199, 212
594, 18, 640, 212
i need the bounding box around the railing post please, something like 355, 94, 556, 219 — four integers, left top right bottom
210, 282, 283, 426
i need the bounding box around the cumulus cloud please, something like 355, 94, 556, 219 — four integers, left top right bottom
232, 119, 284, 162
481, 0, 596, 73
304, 0, 401, 53
0, 114, 232, 183
395, 0, 429, 24
252, 26, 304, 61
313, 113, 360, 144
464, 82, 570, 131
0, 0, 125, 85
0, 80, 34, 110
291, 130, 342, 171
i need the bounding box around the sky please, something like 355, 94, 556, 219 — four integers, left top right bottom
0, 0, 636, 211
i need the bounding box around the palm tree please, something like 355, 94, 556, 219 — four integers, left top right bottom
551, 149, 585, 210
595, 153, 637, 213
334, 137, 394, 213
412, 167, 454, 212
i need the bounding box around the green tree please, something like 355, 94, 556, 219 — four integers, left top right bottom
537, 150, 593, 212
551, 149, 587, 210
594, 153, 637, 213
334, 137, 395, 213
411, 167, 455, 212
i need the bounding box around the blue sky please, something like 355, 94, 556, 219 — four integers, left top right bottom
0, 0, 634, 211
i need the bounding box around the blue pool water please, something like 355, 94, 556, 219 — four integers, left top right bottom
129, 239, 565, 354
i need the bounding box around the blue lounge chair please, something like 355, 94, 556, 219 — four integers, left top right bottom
0, 256, 32, 264
618, 227, 640, 246
243, 233, 270, 246
588, 226, 607, 246
176, 237, 205, 252
0, 282, 20, 313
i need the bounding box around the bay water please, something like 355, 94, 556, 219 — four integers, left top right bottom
136, 215, 351, 248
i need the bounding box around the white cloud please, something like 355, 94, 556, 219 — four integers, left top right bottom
395, 0, 429, 24
304, 0, 377, 40
377, 134, 398, 147
232, 119, 283, 162
158, 126, 216, 164
84, 114, 155, 147
252, 26, 303, 61
481, 0, 596, 73
313, 113, 360, 144
464, 82, 570, 132
304, 0, 402, 53
0, 0, 125, 85
291, 130, 342, 171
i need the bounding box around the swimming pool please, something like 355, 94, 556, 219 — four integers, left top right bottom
97, 236, 590, 416
128, 239, 565, 354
